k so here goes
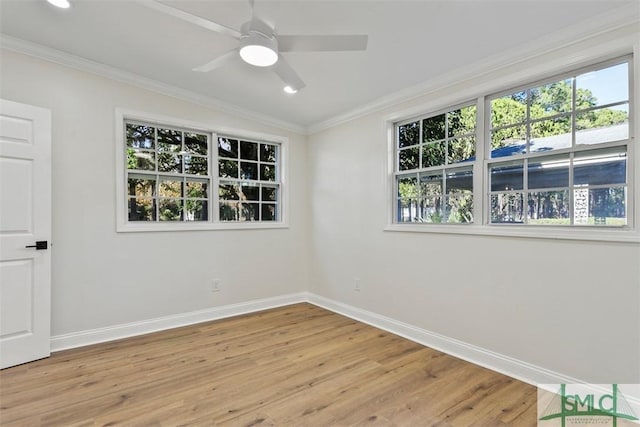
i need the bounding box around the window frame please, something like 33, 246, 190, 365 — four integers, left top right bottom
115, 109, 289, 232
394, 101, 478, 224
485, 56, 632, 228
385, 54, 639, 243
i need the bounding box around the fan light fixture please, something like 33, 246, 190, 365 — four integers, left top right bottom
47, 0, 70, 8
239, 30, 278, 67
283, 86, 298, 94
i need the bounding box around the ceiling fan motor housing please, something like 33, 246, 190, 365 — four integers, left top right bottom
239, 19, 279, 67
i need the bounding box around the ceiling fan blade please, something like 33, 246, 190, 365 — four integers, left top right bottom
192, 49, 238, 72
278, 35, 368, 52
138, 0, 242, 40
273, 56, 306, 92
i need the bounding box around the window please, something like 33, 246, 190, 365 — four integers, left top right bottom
126, 123, 210, 222
391, 56, 634, 235
488, 59, 630, 226
395, 104, 476, 223
118, 112, 285, 231
217, 136, 280, 222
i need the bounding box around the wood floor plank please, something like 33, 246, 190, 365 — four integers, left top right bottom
0, 303, 538, 426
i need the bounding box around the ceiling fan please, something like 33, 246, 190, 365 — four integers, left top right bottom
139, 0, 368, 93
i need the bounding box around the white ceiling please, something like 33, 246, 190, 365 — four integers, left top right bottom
0, 0, 635, 132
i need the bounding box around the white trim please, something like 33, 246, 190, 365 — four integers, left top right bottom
0, 35, 306, 135
308, 4, 640, 135
51, 293, 308, 352
305, 294, 583, 387
2, 4, 637, 136
50, 292, 635, 395
384, 223, 640, 244
115, 108, 289, 232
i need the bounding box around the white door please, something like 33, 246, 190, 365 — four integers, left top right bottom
0, 99, 51, 369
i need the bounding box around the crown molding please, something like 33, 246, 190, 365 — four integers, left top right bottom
2, 1, 638, 137
307, 2, 640, 135
0, 34, 307, 135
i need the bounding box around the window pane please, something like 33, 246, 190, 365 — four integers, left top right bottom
447, 105, 476, 138
423, 114, 445, 142
262, 186, 278, 201
240, 141, 258, 161
490, 162, 523, 191
240, 162, 258, 180
416, 174, 444, 223
419, 173, 442, 199
128, 197, 156, 221
262, 204, 277, 221
527, 191, 570, 225
260, 164, 276, 181
530, 116, 571, 152
447, 168, 473, 192
186, 180, 208, 198
219, 201, 238, 221
185, 132, 207, 155
398, 147, 419, 171
260, 144, 277, 162
528, 155, 569, 189
491, 93, 526, 128
127, 149, 155, 171
446, 195, 473, 224
448, 137, 475, 164
490, 193, 524, 223
418, 197, 443, 223
185, 200, 208, 221
576, 104, 629, 145
422, 142, 446, 168
219, 184, 239, 200
446, 168, 473, 224
184, 155, 208, 175
127, 177, 156, 197
397, 198, 419, 222
241, 184, 259, 201
158, 153, 182, 173
397, 176, 418, 199
574, 148, 626, 186
159, 199, 183, 221
530, 79, 573, 119
240, 203, 259, 221
576, 62, 628, 109
574, 187, 626, 226
159, 179, 183, 198
490, 125, 526, 158
218, 137, 238, 158
126, 124, 155, 149
219, 159, 238, 178
157, 128, 181, 153
398, 121, 419, 148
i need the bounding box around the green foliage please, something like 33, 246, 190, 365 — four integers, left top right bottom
127, 148, 138, 169
491, 80, 628, 150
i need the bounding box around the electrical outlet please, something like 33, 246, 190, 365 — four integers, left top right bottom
354, 278, 361, 292
210, 279, 221, 293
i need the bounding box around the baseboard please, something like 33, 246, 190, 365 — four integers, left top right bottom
50, 292, 308, 352
50, 291, 637, 402
305, 293, 583, 388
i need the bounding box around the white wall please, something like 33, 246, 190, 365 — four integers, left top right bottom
0, 50, 309, 336
307, 25, 640, 383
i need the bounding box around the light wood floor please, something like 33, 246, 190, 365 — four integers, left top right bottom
0, 303, 537, 426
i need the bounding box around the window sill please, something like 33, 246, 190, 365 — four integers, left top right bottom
384, 223, 640, 243
117, 221, 289, 233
